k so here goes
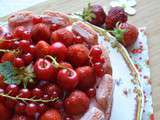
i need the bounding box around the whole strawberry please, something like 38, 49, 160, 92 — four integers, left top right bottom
40, 109, 62, 120
64, 90, 89, 115
67, 44, 89, 67
31, 23, 51, 43
82, 3, 106, 26
76, 66, 96, 90
113, 23, 139, 47
35, 40, 50, 58
105, 7, 128, 29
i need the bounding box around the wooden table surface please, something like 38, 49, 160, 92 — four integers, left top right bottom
0, 0, 160, 119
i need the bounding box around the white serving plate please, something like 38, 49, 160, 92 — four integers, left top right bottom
70, 16, 144, 120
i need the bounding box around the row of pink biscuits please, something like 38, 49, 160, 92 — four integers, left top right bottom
8, 10, 113, 120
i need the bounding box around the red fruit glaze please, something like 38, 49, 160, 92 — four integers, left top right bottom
34, 58, 56, 81
76, 66, 96, 90
49, 42, 67, 61
67, 44, 89, 67
57, 68, 78, 91
64, 90, 89, 115
31, 23, 51, 43
40, 109, 62, 120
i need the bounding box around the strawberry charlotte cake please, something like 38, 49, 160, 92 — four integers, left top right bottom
0, 10, 115, 120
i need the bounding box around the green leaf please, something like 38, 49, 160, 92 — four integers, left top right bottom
0, 62, 35, 88
82, 3, 96, 22
0, 62, 21, 85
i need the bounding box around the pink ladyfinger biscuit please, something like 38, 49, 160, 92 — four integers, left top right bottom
43, 10, 71, 27
8, 11, 33, 28
72, 21, 98, 45
96, 74, 114, 120
80, 106, 105, 120
73, 99, 104, 120
101, 45, 112, 75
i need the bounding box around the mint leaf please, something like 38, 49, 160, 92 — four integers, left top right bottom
0, 62, 35, 88
0, 62, 21, 85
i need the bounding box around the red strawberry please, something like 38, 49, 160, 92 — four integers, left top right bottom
82, 3, 106, 26
31, 23, 51, 43
50, 28, 75, 46
64, 90, 89, 115
1, 52, 15, 63
40, 109, 62, 120
67, 44, 89, 67
76, 66, 96, 90
35, 40, 50, 58
105, 7, 128, 29
113, 23, 139, 47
